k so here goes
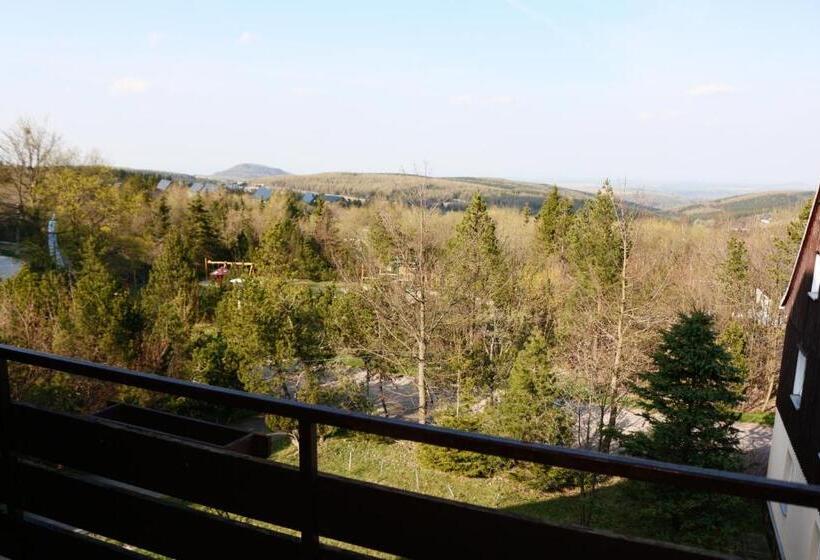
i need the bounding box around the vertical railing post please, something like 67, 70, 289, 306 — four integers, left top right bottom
299, 418, 319, 559
0, 358, 23, 557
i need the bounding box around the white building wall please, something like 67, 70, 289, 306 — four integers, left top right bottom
768, 411, 820, 560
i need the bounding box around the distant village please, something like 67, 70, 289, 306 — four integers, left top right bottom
154, 178, 366, 206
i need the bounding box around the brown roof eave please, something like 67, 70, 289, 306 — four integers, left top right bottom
780, 183, 820, 309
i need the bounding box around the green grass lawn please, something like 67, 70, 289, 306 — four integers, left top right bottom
739, 411, 775, 427
272, 434, 773, 558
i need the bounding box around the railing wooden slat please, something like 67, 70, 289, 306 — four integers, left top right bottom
1, 343, 817, 508
13, 402, 734, 560
17, 459, 370, 560
300, 420, 320, 559
0, 357, 23, 558
0, 344, 813, 558
14, 402, 304, 530
18, 459, 302, 559
0, 513, 147, 559
314, 474, 736, 560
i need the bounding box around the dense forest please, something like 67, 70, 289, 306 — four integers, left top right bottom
0, 118, 811, 550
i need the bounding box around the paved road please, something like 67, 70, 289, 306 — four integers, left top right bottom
233, 375, 774, 475
0, 255, 22, 279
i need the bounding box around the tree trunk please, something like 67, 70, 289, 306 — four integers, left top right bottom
601, 205, 629, 453
455, 368, 461, 418
761, 371, 777, 411
417, 331, 427, 424
378, 371, 389, 416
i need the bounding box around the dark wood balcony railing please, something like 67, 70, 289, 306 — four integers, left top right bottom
0, 344, 816, 559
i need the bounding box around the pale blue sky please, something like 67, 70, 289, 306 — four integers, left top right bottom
2, 1, 819, 186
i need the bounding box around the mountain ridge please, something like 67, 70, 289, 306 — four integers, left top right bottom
210, 163, 290, 180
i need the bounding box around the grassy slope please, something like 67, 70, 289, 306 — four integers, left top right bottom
272, 435, 772, 558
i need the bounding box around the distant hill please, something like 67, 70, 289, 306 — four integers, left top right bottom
674, 191, 813, 220
257, 172, 594, 209
255, 172, 667, 214
112, 167, 197, 182
211, 163, 289, 180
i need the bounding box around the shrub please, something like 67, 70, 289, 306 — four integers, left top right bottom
417, 412, 506, 478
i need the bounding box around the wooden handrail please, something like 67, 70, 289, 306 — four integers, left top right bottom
0, 343, 817, 508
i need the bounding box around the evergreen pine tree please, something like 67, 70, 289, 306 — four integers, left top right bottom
769, 197, 812, 293
144, 228, 198, 303
189, 328, 241, 389
496, 332, 571, 445
621, 311, 744, 531
142, 228, 199, 374
309, 196, 340, 264
786, 197, 812, 245
536, 186, 573, 256
58, 238, 133, 363
446, 193, 511, 400
567, 183, 623, 296
719, 237, 750, 296
448, 193, 505, 292
622, 310, 742, 470
184, 195, 220, 270
152, 195, 171, 240
718, 320, 749, 383
256, 208, 333, 280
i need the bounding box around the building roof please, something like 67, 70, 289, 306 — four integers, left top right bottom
252, 187, 272, 201
190, 182, 205, 193
156, 179, 172, 191
780, 183, 820, 308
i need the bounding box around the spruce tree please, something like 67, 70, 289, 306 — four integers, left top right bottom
719, 237, 751, 308
184, 195, 220, 270
536, 186, 573, 256
309, 196, 340, 264
718, 320, 749, 383
446, 193, 510, 402
448, 193, 505, 293
769, 197, 812, 293
567, 183, 623, 296
152, 195, 171, 240
143, 228, 198, 304
256, 210, 333, 280
189, 329, 241, 389
621, 311, 744, 532
58, 238, 133, 363
142, 228, 199, 374
622, 310, 742, 470
496, 332, 571, 445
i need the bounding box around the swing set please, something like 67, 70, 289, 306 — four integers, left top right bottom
204, 259, 255, 284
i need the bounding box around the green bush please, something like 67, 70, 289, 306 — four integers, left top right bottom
417, 413, 506, 478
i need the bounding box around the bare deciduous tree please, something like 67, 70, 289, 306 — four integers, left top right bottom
0, 117, 64, 240
348, 178, 457, 423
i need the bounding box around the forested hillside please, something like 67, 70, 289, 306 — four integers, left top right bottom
0, 119, 809, 420
0, 119, 809, 554
259, 172, 594, 210
677, 190, 814, 220
258, 171, 809, 219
